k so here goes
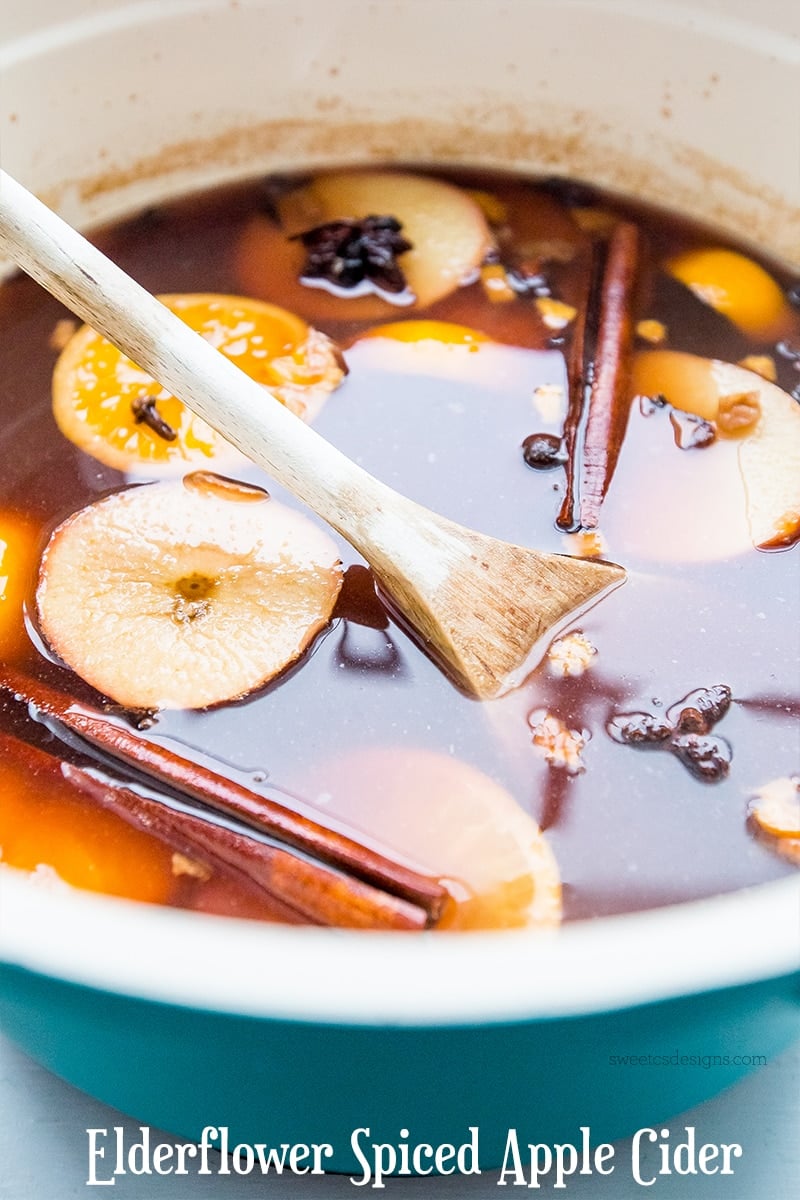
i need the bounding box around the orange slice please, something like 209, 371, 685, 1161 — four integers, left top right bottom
360, 319, 490, 347
349, 318, 548, 392
0, 509, 39, 661
304, 747, 561, 931
0, 736, 174, 904
36, 474, 343, 710
665, 248, 790, 339
52, 293, 346, 474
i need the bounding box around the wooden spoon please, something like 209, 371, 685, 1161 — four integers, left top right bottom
0, 169, 624, 699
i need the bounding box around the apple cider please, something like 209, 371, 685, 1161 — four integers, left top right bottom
0, 167, 797, 930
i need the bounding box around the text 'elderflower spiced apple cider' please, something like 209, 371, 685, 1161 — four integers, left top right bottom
0, 167, 797, 930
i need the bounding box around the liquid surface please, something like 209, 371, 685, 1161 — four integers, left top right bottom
0, 169, 798, 924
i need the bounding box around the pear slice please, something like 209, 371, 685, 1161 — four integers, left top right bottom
631, 351, 800, 554
36, 474, 343, 710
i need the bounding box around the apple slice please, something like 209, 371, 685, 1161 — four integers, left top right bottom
281, 170, 492, 305
237, 171, 492, 321
36, 474, 343, 710
631, 351, 800, 554
737, 376, 800, 548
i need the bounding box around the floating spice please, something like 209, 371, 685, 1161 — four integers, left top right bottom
671, 732, 732, 782
669, 409, 717, 450
557, 221, 640, 530
749, 776, 800, 838
738, 355, 777, 382
536, 297, 577, 330
0, 663, 447, 928
293, 215, 414, 300
522, 433, 566, 470
528, 708, 587, 774
716, 391, 761, 436
131, 394, 177, 441
480, 263, 516, 303
561, 530, 609, 559
547, 631, 597, 677
607, 712, 673, 746
671, 684, 732, 729
49, 317, 78, 352
608, 684, 732, 782
636, 318, 667, 345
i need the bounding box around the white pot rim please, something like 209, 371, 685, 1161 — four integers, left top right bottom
1, 0, 798, 1033
2, 870, 798, 1025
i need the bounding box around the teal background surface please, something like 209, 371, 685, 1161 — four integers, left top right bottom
1, 963, 798, 1173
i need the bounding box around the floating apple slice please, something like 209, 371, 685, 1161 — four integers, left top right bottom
737, 379, 800, 549
281, 171, 493, 305
632, 349, 721, 421
237, 171, 492, 321
627, 351, 800, 556
304, 747, 561, 932
36, 474, 343, 710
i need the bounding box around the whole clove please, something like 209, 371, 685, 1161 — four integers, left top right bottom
671, 732, 732, 782
607, 683, 734, 783
131, 394, 177, 441
607, 712, 673, 746
522, 433, 567, 470
675, 707, 709, 734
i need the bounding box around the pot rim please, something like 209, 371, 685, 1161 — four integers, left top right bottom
1, 0, 798, 1033
1, 870, 798, 1025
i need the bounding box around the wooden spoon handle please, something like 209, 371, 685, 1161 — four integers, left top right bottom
0, 169, 399, 546
0, 170, 626, 699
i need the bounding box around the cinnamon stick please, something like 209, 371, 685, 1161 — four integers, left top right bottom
557, 239, 606, 532
0, 730, 427, 930
558, 221, 640, 531
579, 221, 639, 528
0, 664, 447, 926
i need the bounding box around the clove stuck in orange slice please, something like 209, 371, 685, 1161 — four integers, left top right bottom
51, 293, 346, 474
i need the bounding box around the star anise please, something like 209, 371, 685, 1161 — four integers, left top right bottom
293, 215, 414, 300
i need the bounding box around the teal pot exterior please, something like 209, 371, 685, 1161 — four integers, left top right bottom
1, 0, 799, 1183
2, 963, 798, 1173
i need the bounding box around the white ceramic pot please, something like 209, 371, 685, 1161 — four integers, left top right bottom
1, 0, 798, 1173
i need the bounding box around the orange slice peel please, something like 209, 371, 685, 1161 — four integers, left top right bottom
52, 293, 346, 474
